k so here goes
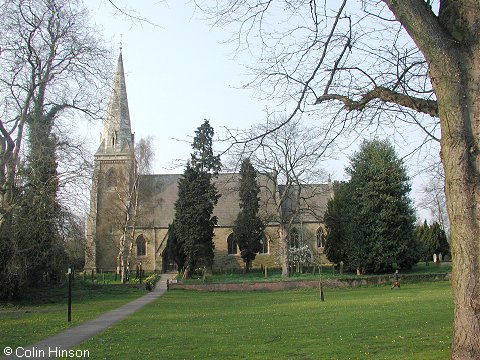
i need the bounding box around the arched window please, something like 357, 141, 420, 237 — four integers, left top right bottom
316, 228, 324, 248
105, 168, 117, 189
227, 233, 238, 255
289, 228, 299, 248
136, 235, 146, 256
259, 235, 269, 254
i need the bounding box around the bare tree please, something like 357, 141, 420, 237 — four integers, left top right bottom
419, 160, 449, 235
0, 0, 110, 222
57, 208, 87, 269
113, 136, 155, 283
232, 118, 330, 277
0, 0, 110, 298
196, 1, 480, 356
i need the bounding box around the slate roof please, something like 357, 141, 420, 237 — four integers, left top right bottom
279, 183, 332, 222
135, 172, 331, 228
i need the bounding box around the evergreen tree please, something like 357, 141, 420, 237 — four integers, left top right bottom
190, 120, 221, 174
428, 222, 449, 256
415, 220, 431, 262
174, 120, 220, 277
324, 140, 420, 273
417, 221, 450, 260
165, 221, 185, 271
324, 181, 361, 272
13, 109, 67, 291
232, 159, 264, 272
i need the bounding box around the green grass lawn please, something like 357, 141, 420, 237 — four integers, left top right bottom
77, 281, 453, 359
0, 280, 148, 349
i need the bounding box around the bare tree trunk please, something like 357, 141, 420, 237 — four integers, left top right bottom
125, 179, 139, 280
278, 224, 289, 278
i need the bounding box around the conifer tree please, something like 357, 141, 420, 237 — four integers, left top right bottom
324, 181, 357, 267
416, 221, 449, 260
233, 159, 264, 272
427, 222, 449, 257
415, 220, 431, 262
174, 120, 220, 277
325, 140, 420, 273
165, 221, 185, 271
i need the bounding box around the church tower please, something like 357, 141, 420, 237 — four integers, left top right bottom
85, 51, 135, 272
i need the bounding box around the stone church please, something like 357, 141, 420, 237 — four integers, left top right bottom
85, 53, 332, 273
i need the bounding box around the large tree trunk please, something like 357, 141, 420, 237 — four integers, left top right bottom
426, 42, 480, 359
438, 63, 480, 360
429, 17, 480, 360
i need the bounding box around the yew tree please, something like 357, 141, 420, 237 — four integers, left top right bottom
325, 140, 420, 274
232, 158, 264, 272
174, 120, 221, 277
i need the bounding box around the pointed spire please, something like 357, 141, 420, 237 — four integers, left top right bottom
99, 51, 133, 153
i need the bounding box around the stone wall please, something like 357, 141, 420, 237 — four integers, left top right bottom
168, 273, 451, 291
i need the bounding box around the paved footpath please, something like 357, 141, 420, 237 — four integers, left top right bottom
2, 273, 177, 360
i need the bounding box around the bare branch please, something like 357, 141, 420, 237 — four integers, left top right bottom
315, 86, 438, 117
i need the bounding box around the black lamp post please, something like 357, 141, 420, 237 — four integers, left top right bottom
67, 267, 72, 322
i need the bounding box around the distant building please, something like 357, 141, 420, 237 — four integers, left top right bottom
85, 53, 332, 273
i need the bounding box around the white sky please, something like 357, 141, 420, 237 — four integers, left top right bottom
84, 0, 437, 221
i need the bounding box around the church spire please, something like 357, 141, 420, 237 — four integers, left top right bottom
98, 51, 133, 153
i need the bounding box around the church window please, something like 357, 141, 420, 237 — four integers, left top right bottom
136, 235, 146, 256
105, 169, 117, 189
259, 235, 269, 254
289, 228, 300, 248
227, 233, 238, 255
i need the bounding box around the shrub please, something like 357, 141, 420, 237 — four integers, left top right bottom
144, 273, 160, 291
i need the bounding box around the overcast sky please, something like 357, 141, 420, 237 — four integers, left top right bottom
83, 0, 436, 220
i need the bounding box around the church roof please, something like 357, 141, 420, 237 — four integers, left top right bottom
135, 173, 248, 228
134, 172, 330, 228
278, 183, 332, 222
97, 51, 133, 154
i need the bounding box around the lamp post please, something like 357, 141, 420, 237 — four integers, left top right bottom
67, 267, 72, 322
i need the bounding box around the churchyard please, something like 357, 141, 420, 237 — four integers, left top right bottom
1, 270, 452, 359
